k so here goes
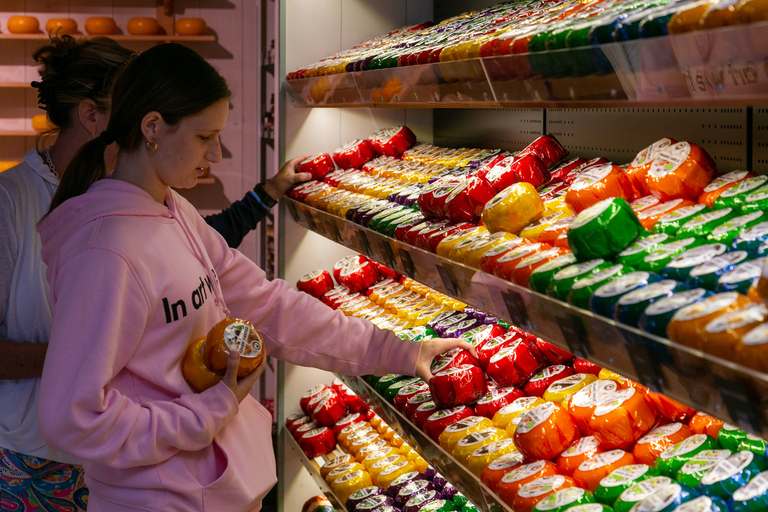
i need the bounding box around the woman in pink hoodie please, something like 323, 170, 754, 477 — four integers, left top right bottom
37, 43, 468, 512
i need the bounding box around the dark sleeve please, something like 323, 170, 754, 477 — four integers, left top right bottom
203, 184, 277, 248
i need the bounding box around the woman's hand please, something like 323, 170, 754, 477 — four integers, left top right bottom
415, 338, 477, 383
222, 350, 266, 403
261, 155, 313, 201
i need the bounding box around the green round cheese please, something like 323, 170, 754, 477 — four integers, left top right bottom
652, 204, 710, 236
707, 211, 768, 245
568, 198, 644, 262
618, 234, 674, 268
590, 272, 661, 318
677, 209, 738, 239
640, 238, 705, 273
397, 326, 438, 342
659, 243, 729, 281
614, 476, 674, 512
594, 464, 657, 506
686, 250, 751, 290
654, 434, 720, 477
529, 254, 579, 294
615, 280, 688, 328
729, 471, 768, 512
375, 374, 411, 395
718, 423, 768, 456
533, 487, 596, 511
568, 264, 634, 310
548, 259, 611, 301
713, 176, 768, 210
672, 496, 729, 512
716, 258, 765, 294
383, 377, 421, 402
739, 186, 768, 215
698, 450, 768, 500
676, 449, 732, 488
639, 288, 711, 337
625, 483, 697, 512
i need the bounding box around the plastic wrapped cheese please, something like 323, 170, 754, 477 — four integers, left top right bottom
567, 198, 644, 262
698, 450, 768, 501
713, 175, 768, 211
528, 254, 579, 294
496, 461, 560, 508
573, 449, 637, 491
590, 272, 661, 319
466, 438, 519, 478
524, 365, 575, 398
519, 211, 571, 241
646, 142, 716, 201
612, 476, 675, 512
618, 235, 674, 268
564, 379, 620, 436
633, 423, 694, 466
588, 387, 657, 450
298, 154, 336, 180
626, 138, 677, 198
513, 475, 578, 512
727, 470, 768, 512
687, 251, 752, 290
453, 427, 508, 465
494, 243, 553, 281
519, 135, 569, 169
437, 415, 495, 453
594, 464, 659, 506
677, 449, 732, 488
667, 292, 751, 351
333, 139, 377, 169
654, 434, 720, 477
566, 164, 636, 214
298, 427, 337, 458
481, 451, 527, 492
557, 436, 604, 477
701, 302, 768, 360
515, 401, 579, 461
331, 469, 375, 505
637, 199, 696, 230
474, 386, 526, 419
486, 339, 547, 387
568, 264, 634, 311
423, 405, 475, 442
461, 231, 517, 269
492, 396, 547, 430
478, 237, 533, 275
481, 182, 546, 234
639, 289, 711, 337
698, 171, 753, 207
544, 373, 599, 404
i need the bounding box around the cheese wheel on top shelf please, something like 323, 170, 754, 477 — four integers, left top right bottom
617, 235, 674, 269
565, 164, 635, 214
481, 182, 546, 234
666, 292, 751, 351
677, 208, 739, 240
712, 175, 768, 211
646, 141, 716, 201
528, 253, 579, 294
698, 170, 754, 207
625, 138, 677, 198
567, 197, 644, 262
638, 288, 711, 338
700, 302, 768, 361
590, 272, 661, 319
697, 450, 768, 501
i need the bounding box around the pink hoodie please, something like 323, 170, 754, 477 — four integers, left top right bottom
37, 179, 421, 512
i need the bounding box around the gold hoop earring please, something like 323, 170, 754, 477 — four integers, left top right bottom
145, 140, 158, 152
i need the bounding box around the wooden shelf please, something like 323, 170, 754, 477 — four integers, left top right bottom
0, 130, 37, 136
0, 34, 216, 42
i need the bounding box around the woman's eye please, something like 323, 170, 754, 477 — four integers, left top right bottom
199, 135, 211, 141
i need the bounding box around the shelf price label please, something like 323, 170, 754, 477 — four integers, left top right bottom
437, 264, 460, 296
501, 289, 531, 330
713, 375, 764, 433
356, 229, 372, 257
558, 314, 591, 359
399, 248, 416, 277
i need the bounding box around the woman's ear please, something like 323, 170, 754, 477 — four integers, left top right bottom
141, 111, 164, 143
77, 99, 101, 136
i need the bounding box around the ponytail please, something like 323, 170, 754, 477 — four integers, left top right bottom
47, 136, 110, 213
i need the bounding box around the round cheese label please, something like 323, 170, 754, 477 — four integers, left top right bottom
703, 171, 750, 192
335, 469, 364, 484
736, 222, 768, 242
673, 496, 720, 512
620, 235, 671, 257
397, 479, 431, 499
705, 303, 768, 333
530, 365, 569, 382
222, 321, 263, 358
659, 435, 711, 460
668, 244, 728, 269
569, 380, 619, 408
679, 450, 732, 475
578, 449, 627, 471
741, 322, 768, 346
594, 388, 636, 417
561, 436, 600, 458
657, 204, 709, 224
690, 251, 749, 278
711, 212, 765, 238
571, 265, 624, 290
428, 407, 473, 423
594, 272, 652, 298
497, 396, 542, 415
644, 288, 709, 316
379, 460, 409, 476
517, 402, 557, 434
534, 487, 588, 510
356, 495, 393, 511
619, 477, 673, 503
572, 198, 614, 229
732, 470, 768, 501
478, 387, 520, 404
638, 199, 686, 220
681, 208, 734, 230
472, 438, 516, 457
548, 374, 589, 394
532, 254, 578, 275
457, 428, 499, 448
488, 451, 526, 471
632, 138, 674, 168
404, 490, 439, 508
600, 464, 652, 488
501, 460, 548, 484
672, 292, 740, 322
637, 423, 685, 444
718, 259, 763, 285
719, 175, 768, 198
618, 280, 680, 305
649, 142, 692, 177
497, 244, 545, 264
389, 471, 421, 489
744, 187, 768, 203
348, 486, 381, 502
628, 483, 683, 512
632, 196, 662, 212
700, 451, 754, 485
518, 475, 567, 498
571, 165, 615, 191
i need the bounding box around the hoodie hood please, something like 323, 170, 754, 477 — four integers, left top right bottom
38, 179, 173, 267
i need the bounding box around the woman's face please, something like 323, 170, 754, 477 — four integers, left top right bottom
151, 98, 228, 190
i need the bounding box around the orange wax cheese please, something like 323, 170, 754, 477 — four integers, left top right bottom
646, 141, 716, 201
497, 460, 560, 506
513, 475, 578, 512
565, 164, 635, 214
588, 387, 657, 450
481, 451, 527, 492
573, 449, 636, 491
698, 170, 753, 207
625, 138, 676, 198
667, 292, 751, 351
557, 435, 604, 476
633, 423, 693, 466
688, 411, 725, 438
564, 379, 620, 436
514, 401, 579, 461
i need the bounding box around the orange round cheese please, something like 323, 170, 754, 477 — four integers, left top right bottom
632, 423, 692, 465
513, 474, 577, 512
481, 451, 526, 492
700, 302, 768, 361
496, 460, 559, 507
46, 18, 78, 35
204, 317, 264, 377
646, 141, 716, 201
688, 411, 724, 438
556, 435, 604, 476
85, 17, 117, 35
181, 337, 223, 392
514, 402, 579, 461
563, 379, 619, 436
667, 292, 751, 351
588, 387, 657, 450
565, 164, 635, 214
572, 449, 636, 491
625, 138, 676, 198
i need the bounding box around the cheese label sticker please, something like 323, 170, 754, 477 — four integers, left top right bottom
657, 204, 709, 224
571, 164, 614, 190
548, 374, 588, 394
336, 470, 364, 484
478, 387, 519, 404
562, 436, 600, 458
620, 235, 670, 257
324, 454, 352, 469
357, 495, 393, 511
736, 222, 768, 243
397, 480, 431, 499
712, 212, 765, 237
719, 260, 763, 285
742, 322, 768, 346
673, 496, 718, 512
458, 428, 498, 448
690, 251, 750, 279
594, 388, 636, 417
629, 483, 682, 512
679, 450, 732, 475
474, 438, 516, 457
672, 292, 740, 322
631, 138, 674, 168
488, 451, 525, 471
600, 464, 651, 487
571, 198, 614, 229
530, 365, 568, 382
681, 208, 734, 230
497, 244, 543, 264
631, 196, 662, 212
637, 423, 685, 444
501, 460, 548, 483
417, 500, 448, 512
579, 449, 627, 471
517, 475, 566, 498
389, 471, 420, 489
704, 171, 750, 192
570, 380, 619, 408
517, 402, 556, 434
572, 265, 625, 290
644, 289, 709, 316
532, 254, 578, 275
700, 451, 754, 485
483, 238, 527, 258
719, 175, 768, 198
732, 470, 768, 501
349, 487, 381, 502
668, 244, 728, 269
705, 303, 768, 333
554, 259, 607, 281
404, 490, 438, 507
498, 396, 542, 415
744, 187, 768, 203
638, 199, 686, 220
223, 322, 263, 359
380, 460, 409, 476
659, 434, 710, 459
534, 487, 587, 510
618, 280, 680, 305
595, 272, 651, 298
328, 463, 359, 477
650, 142, 692, 176
517, 248, 564, 269
619, 477, 672, 502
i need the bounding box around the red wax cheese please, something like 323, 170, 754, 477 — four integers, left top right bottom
297, 269, 335, 298
429, 365, 487, 407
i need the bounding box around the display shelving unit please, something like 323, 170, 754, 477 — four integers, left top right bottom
277, 1, 768, 511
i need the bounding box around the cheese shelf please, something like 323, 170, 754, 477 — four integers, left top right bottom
282, 429, 349, 511
285, 21, 768, 109
336, 373, 509, 512
285, 197, 768, 437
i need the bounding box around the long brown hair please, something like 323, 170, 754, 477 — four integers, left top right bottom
48, 43, 232, 213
